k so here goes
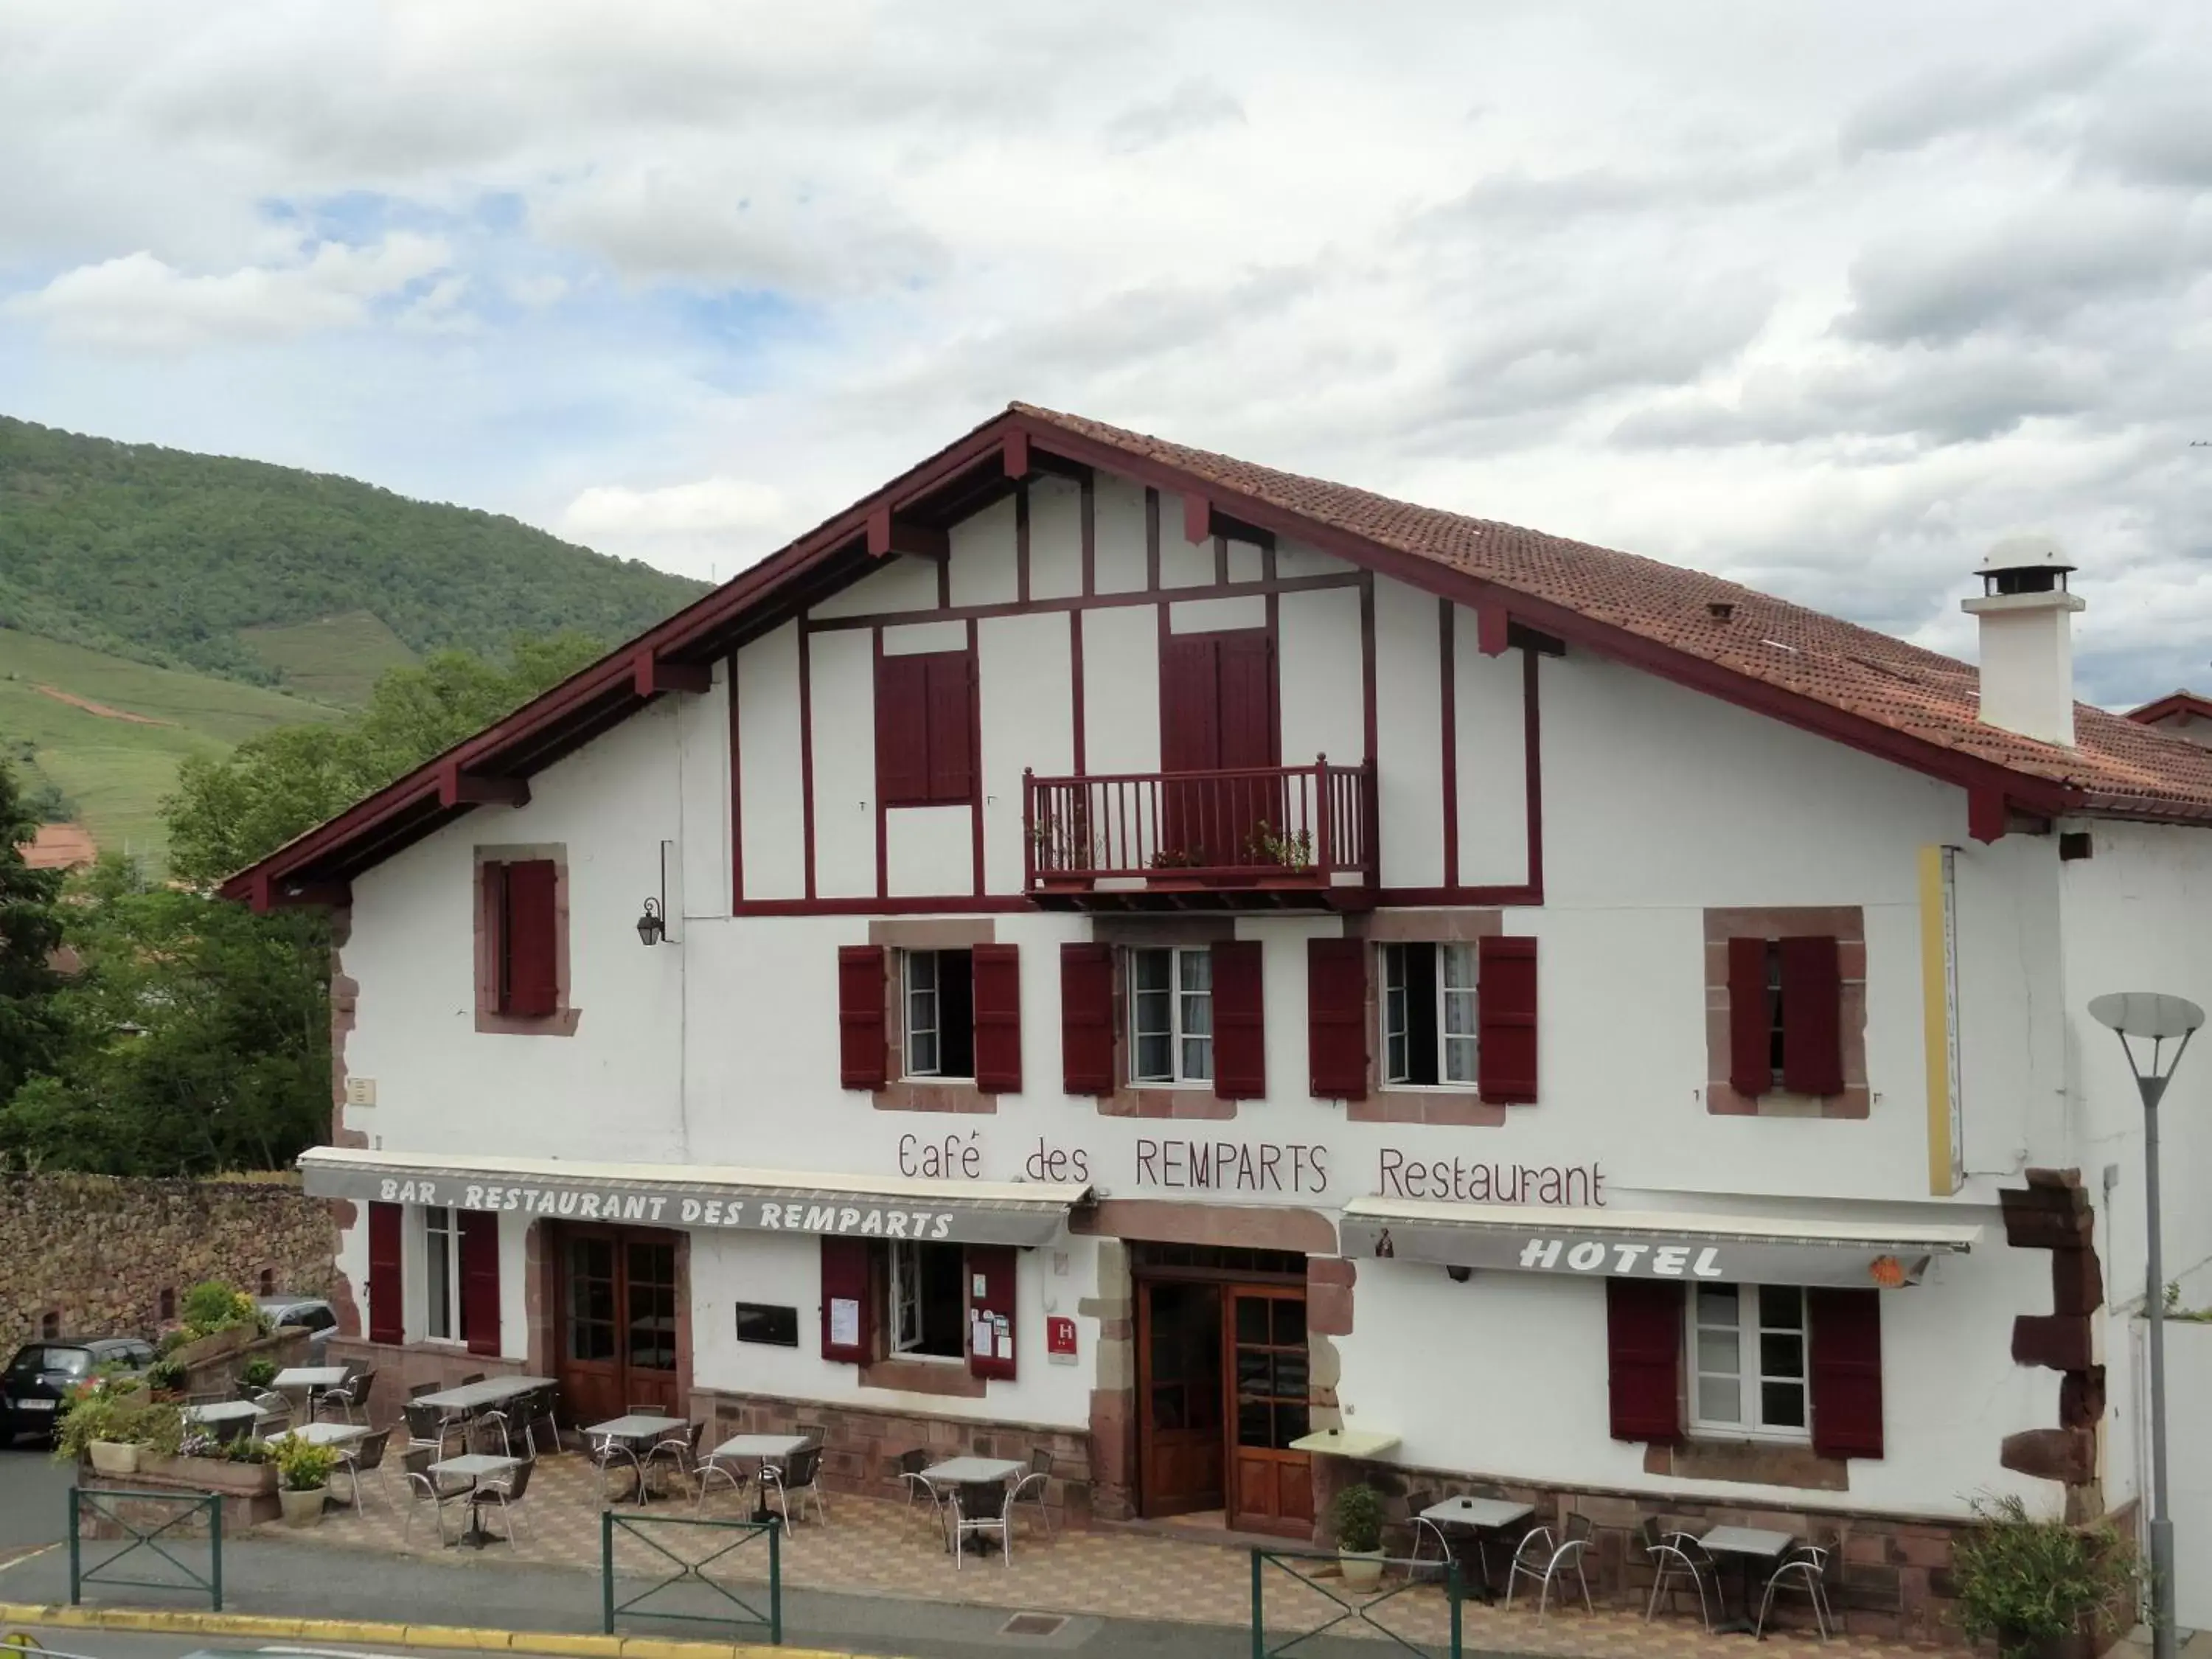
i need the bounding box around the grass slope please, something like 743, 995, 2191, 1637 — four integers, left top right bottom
0, 414, 709, 690
0, 627, 340, 867
240, 609, 418, 706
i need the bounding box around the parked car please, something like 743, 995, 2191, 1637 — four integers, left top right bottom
255, 1295, 338, 1359
0, 1336, 156, 1447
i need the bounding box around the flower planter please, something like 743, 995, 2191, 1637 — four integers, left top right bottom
86, 1441, 140, 1476
278, 1486, 327, 1528
1338, 1548, 1385, 1591
137, 1453, 279, 1498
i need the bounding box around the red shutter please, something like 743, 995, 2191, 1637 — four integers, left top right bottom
503, 860, 560, 1018
1727, 936, 1772, 1099
1307, 937, 1368, 1099
874, 653, 929, 807
973, 943, 1023, 1094
1060, 943, 1116, 1095
1160, 636, 1221, 773
1476, 935, 1537, 1105
1606, 1277, 1684, 1442
1809, 1288, 1884, 1458
1211, 939, 1266, 1099
1780, 935, 1845, 1096
457, 1209, 501, 1357
366, 1200, 403, 1346
925, 652, 975, 803
820, 1237, 873, 1364
967, 1244, 1018, 1381
838, 945, 887, 1090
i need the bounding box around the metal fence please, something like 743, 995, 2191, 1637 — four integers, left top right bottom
68, 1489, 222, 1611
1250, 1548, 1462, 1659
601, 1509, 781, 1645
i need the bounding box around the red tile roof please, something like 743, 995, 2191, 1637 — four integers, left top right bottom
222, 402, 2212, 906
1016, 403, 2212, 821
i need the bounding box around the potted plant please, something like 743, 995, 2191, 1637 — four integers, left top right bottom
1331, 1482, 1388, 1590
240, 1357, 279, 1393
55, 1382, 181, 1475
271, 1434, 339, 1528
1952, 1495, 2139, 1659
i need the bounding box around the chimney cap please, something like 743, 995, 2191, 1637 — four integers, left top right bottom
1977, 535, 2075, 577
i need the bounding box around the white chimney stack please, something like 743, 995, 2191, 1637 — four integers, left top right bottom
1961, 535, 2084, 747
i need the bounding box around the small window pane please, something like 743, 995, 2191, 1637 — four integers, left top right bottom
1696, 1283, 1739, 1321
1441, 945, 1475, 990
1180, 950, 1211, 995
1237, 1399, 1273, 1447
1760, 1332, 1805, 1380
1700, 1377, 1742, 1422
1759, 1286, 1803, 1329
1273, 1299, 1306, 1346
1135, 1032, 1173, 1082
1274, 1402, 1310, 1448
1697, 1329, 1740, 1374
1152, 1385, 1186, 1430
1762, 1381, 1807, 1429
1135, 949, 1171, 995
1273, 1350, 1310, 1397
1237, 1349, 1273, 1392
1181, 1035, 1213, 1081
1236, 1298, 1270, 1343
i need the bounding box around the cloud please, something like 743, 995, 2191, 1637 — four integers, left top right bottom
1837, 29, 2132, 158
4, 234, 450, 350
560, 475, 791, 571
1104, 79, 1245, 153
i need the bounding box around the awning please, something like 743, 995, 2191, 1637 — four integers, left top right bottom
298, 1147, 1090, 1248
1337, 1197, 1980, 1289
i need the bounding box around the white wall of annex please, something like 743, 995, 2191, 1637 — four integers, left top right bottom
1453, 612, 1528, 887
736, 622, 804, 901
677, 659, 731, 921
950, 495, 1018, 608
1374, 577, 1444, 887
808, 628, 876, 899
1082, 604, 1159, 775
811, 554, 939, 620
1279, 586, 1364, 768
1093, 475, 1149, 594
981, 611, 1074, 893
1029, 476, 1084, 602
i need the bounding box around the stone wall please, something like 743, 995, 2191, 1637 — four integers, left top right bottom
0, 1172, 336, 1348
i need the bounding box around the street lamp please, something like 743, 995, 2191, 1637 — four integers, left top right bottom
2088, 990, 2204, 1659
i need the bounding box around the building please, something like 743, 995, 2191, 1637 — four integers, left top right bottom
227, 406, 2212, 1635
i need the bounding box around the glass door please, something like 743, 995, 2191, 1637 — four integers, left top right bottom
1136, 1280, 1224, 1517
1227, 1287, 1313, 1536
554, 1227, 681, 1425
622, 1239, 679, 1413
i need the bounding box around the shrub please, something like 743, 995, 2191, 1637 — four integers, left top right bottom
1952, 1495, 2138, 1658
180, 1281, 262, 1338
271, 1434, 338, 1492
240, 1357, 279, 1391
1331, 1483, 1385, 1554
52, 1381, 184, 1461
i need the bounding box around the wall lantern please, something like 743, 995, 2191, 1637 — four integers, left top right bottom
635, 898, 665, 947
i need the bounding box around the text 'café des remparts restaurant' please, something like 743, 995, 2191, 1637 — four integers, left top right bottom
228, 405, 2212, 1639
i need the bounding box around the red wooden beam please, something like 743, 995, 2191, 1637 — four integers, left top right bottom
632, 651, 713, 698
1969, 787, 2008, 844
270, 880, 352, 909
1002, 429, 1030, 480
1475, 603, 1512, 657
437, 758, 531, 809
1183, 492, 1212, 546
864, 507, 950, 561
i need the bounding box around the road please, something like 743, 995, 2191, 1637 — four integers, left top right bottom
0, 1444, 74, 1562
1, 1635, 602, 1659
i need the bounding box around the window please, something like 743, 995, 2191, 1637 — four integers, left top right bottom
1764, 944, 1786, 1086
903, 949, 975, 1079
1130, 947, 1212, 1083
1725, 933, 1844, 1100
482, 857, 560, 1020
889, 1239, 967, 1359
1380, 942, 1478, 1087
422, 1206, 463, 1342
875, 648, 974, 807
1689, 1283, 1809, 1440
734, 1303, 800, 1347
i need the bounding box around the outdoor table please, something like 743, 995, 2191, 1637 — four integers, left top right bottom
184, 1401, 262, 1425
430, 1453, 521, 1548
920, 1456, 1023, 1556
584, 1414, 689, 1505
272, 1366, 349, 1418
268, 1419, 369, 1448
705, 1433, 814, 1509
1700, 1526, 1797, 1634
1416, 1495, 1535, 1601
411, 1375, 553, 1415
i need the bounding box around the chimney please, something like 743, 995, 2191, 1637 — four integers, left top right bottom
1961, 535, 2084, 747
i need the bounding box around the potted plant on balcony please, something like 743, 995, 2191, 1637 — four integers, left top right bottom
272, 1434, 338, 1528
1952, 1496, 2138, 1659
1331, 1482, 1388, 1590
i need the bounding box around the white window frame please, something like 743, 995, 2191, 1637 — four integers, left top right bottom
888, 1238, 963, 1360
1128, 946, 1212, 1085
420, 1205, 465, 1345
1380, 942, 1479, 1088
1688, 1281, 1810, 1442
904, 950, 943, 1079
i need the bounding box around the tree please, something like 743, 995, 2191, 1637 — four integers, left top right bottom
0, 756, 65, 1102
164, 631, 605, 883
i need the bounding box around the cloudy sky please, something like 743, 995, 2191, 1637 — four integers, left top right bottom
4, 1, 2210, 705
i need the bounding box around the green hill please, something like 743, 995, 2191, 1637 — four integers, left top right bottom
0, 628, 341, 866
0, 414, 709, 696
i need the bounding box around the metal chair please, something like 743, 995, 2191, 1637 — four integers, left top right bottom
950, 1479, 1012, 1570
408, 1381, 440, 1398
1009, 1448, 1056, 1537
762, 1444, 829, 1537
246, 1388, 293, 1433
795, 1421, 828, 1445
471, 1408, 515, 1457
319, 1366, 376, 1425
510, 1385, 559, 1458
338, 1427, 393, 1510
459, 1372, 487, 1386
400, 1445, 472, 1548
1757, 1543, 1834, 1640
1639, 1517, 1719, 1629
402, 1400, 462, 1461
644, 1422, 706, 1500
473, 1457, 536, 1543
588, 1427, 647, 1506
693, 1444, 751, 1513
894, 1448, 947, 1530
1506, 1512, 1595, 1621
1405, 1490, 1470, 1585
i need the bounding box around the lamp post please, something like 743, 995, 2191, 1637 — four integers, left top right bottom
2087, 990, 2204, 1659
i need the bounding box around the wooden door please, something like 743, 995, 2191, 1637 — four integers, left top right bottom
1226, 1287, 1313, 1537
1160, 629, 1279, 864
555, 1226, 681, 1425
1136, 1280, 1224, 1517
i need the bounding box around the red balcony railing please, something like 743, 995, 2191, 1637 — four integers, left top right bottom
1023, 759, 1375, 907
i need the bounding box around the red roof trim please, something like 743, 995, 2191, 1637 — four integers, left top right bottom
2128, 691, 2212, 727
223, 404, 2212, 903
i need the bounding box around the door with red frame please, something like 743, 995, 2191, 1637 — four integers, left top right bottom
554, 1226, 681, 1427
1160, 628, 1279, 866
1136, 1279, 1225, 1517
1227, 1287, 1313, 1537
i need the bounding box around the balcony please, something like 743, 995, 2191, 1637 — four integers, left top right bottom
1023, 759, 1376, 910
